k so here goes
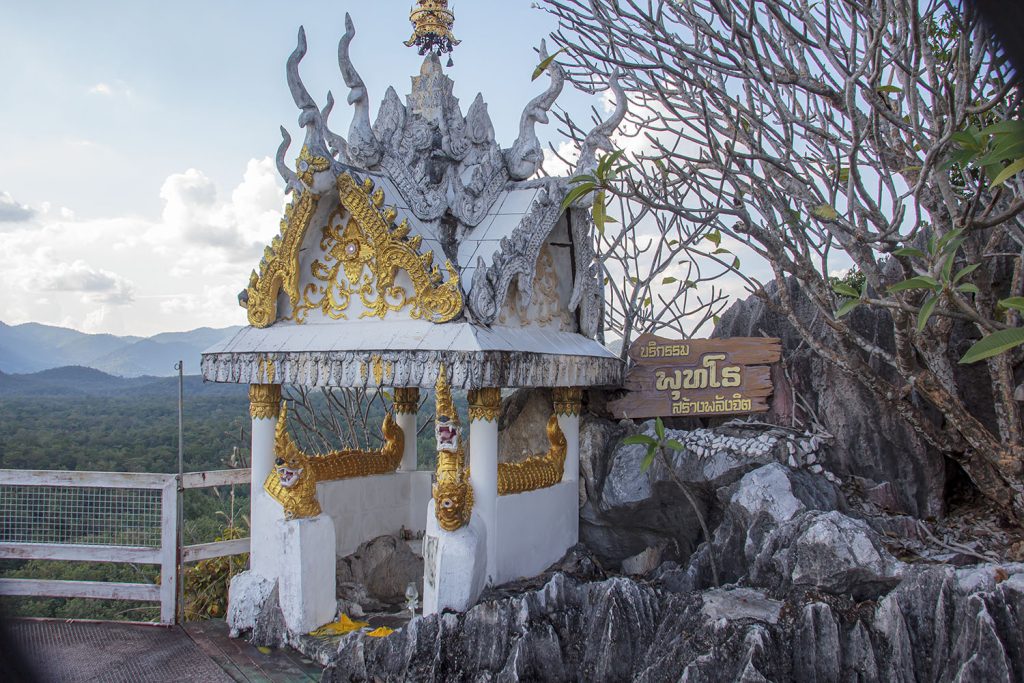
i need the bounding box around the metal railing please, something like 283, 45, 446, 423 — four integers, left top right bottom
0, 468, 251, 625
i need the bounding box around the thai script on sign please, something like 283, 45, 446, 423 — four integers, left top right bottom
654, 353, 741, 396
672, 393, 753, 415
638, 340, 691, 359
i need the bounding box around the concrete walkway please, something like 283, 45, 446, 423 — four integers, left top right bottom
4, 619, 323, 682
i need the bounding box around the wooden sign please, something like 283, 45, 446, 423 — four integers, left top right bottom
608, 333, 781, 419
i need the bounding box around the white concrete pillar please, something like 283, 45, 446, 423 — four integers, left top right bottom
394, 387, 419, 471
248, 384, 284, 580
468, 388, 501, 583
277, 514, 337, 633
553, 388, 583, 483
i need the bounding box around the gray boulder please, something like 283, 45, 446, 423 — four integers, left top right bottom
336, 534, 423, 607
713, 278, 949, 518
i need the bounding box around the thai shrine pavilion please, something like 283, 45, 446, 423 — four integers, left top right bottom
202, 1, 624, 634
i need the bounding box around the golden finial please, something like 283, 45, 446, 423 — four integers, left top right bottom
404, 1, 460, 64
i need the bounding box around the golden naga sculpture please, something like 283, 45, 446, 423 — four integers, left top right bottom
432, 366, 474, 532
264, 402, 405, 519
497, 414, 567, 496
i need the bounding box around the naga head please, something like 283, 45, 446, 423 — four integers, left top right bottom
264, 402, 320, 519
432, 365, 473, 531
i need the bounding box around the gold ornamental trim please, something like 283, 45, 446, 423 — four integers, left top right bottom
433, 365, 473, 532
467, 388, 501, 422
393, 387, 420, 415
264, 403, 405, 519
336, 173, 463, 323
552, 387, 583, 417
241, 189, 321, 328
249, 384, 282, 420
497, 414, 567, 495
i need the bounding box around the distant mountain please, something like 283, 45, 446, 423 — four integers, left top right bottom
0, 365, 249, 398
0, 321, 241, 377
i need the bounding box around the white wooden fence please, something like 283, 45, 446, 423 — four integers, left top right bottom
0, 468, 251, 625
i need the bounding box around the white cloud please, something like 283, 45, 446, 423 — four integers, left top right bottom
35, 259, 136, 305
0, 191, 35, 224
87, 80, 132, 98
0, 157, 280, 335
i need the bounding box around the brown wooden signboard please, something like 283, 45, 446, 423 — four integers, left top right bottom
608, 333, 782, 419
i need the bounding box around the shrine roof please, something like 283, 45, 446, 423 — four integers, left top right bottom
200, 11, 628, 389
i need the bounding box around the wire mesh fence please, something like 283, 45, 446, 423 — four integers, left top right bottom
0, 484, 163, 548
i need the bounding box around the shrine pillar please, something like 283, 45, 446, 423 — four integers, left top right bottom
248, 384, 284, 579
553, 388, 582, 482
468, 388, 500, 583
394, 388, 420, 471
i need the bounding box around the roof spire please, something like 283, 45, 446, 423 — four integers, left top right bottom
404, 1, 460, 64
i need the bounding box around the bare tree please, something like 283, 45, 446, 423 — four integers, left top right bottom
541, 0, 1024, 519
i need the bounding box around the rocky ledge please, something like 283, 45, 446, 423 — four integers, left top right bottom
322, 448, 1024, 681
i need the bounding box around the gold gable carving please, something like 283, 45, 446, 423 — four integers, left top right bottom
334, 173, 463, 324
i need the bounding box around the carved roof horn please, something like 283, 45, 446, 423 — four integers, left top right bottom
506, 40, 566, 180
576, 70, 627, 175
286, 26, 333, 164
339, 13, 382, 168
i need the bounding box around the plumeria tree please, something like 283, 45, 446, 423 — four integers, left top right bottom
541, 0, 1024, 520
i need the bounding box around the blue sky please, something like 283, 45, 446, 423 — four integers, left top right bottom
0, 2, 593, 335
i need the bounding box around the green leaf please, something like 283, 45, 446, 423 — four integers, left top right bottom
951, 130, 981, 151
597, 150, 626, 179
662, 276, 678, 285
953, 263, 980, 284
812, 204, 839, 220
991, 157, 1024, 187
889, 275, 941, 293
654, 417, 665, 439
917, 294, 937, 333
706, 230, 722, 247
733, 256, 741, 269
713, 314, 721, 326
664, 439, 685, 451
640, 448, 656, 473
835, 299, 860, 318
893, 247, 926, 259
957, 283, 980, 294
569, 174, 596, 185
876, 84, 903, 93
979, 120, 1024, 136
532, 47, 567, 80
622, 434, 657, 447
832, 282, 860, 298
560, 183, 595, 212
1000, 297, 1024, 312
712, 247, 731, 255
959, 327, 1024, 364
592, 190, 607, 235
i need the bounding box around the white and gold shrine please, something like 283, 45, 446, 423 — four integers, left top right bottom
204, 1, 624, 631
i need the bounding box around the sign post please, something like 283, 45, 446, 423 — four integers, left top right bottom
608, 333, 781, 419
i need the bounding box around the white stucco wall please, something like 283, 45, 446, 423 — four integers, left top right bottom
317, 470, 432, 557
493, 480, 578, 585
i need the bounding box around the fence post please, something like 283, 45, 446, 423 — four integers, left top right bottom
159, 478, 178, 625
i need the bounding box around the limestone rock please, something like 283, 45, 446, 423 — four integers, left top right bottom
335, 533, 423, 606
322, 564, 1024, 682
713, 279, 948, 518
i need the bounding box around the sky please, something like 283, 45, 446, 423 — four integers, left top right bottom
0, 1, 596, 337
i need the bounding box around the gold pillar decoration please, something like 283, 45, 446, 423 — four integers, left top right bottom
467, 388, 501, 422
249, 384, 282, 420
497, 415, 568, 496
432, 365, 473, 531
552, 387, 583, 417
264, 403, 405, 520
393, 387, 420, 415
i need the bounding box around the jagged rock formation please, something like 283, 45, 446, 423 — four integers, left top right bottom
578, 417, 833, 569
322, 458, 1024, 682
712, 279, 959, 519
